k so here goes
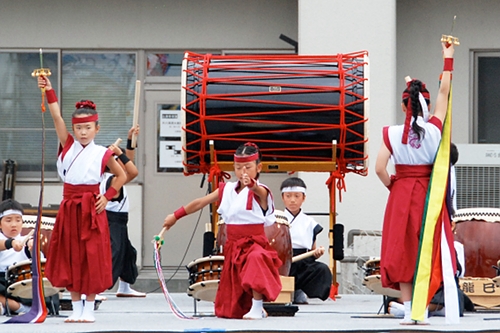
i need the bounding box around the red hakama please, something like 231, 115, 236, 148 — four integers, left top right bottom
215, 224, 282, 319
380, 164, 433, 290
45, 183, 113, 295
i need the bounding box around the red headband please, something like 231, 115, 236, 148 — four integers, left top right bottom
72, 114, 99, 124
234, 153, 259, 163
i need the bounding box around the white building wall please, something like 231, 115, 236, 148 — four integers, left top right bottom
298, 0, 396, 261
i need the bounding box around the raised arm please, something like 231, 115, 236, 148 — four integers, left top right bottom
432, 42, 455, 124
38, 76, 69, 147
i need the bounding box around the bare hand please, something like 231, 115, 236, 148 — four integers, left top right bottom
314, 246, 325, 258
37, 75, 52, 90
128, 125, 140, 139
11, 239, 24, 252
163, 214, 176, 230
241, 167, 256, 188
95, 194, 109, 214
27, 238, 34, 251
108, 143, 122, 156
442, 42, 454, 58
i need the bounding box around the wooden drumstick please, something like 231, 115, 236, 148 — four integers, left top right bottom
131, 80, 141, 148
112, 138, 122, 147
152, 227, 167, 246
292, 246, 324, 263
21, 229, 35, 246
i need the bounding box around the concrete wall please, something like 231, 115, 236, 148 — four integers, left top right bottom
298, 0, 397, 258
0, 0, 297, 50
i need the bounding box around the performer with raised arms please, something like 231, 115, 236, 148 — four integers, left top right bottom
37, 76, 126, 323
375, 40, 455, 325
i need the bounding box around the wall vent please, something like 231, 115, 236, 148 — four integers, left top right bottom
455, 165, 500, 209
455, 144, 500, 210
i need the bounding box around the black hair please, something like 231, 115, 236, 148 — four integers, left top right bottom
72, 100, 99, 125
280, 177, 307, 191
450, 142, 459, 166
402, 80, 429, 142
235, 142, 262, 164
0, 199, 24, 219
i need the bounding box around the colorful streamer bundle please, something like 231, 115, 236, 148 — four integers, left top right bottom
411, 84, 459, 324
153, 240, 197, 320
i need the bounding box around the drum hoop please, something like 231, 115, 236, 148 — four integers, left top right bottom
364, 258, 380, 266
22, 215, 55, 229
274, 209, 289, 226
8, 277, 61, 298
453, 208, 500, 223
188, 280, 220, 289
186, 255, 225, 269
7, 258, 46, 272
181, 53, 190, 174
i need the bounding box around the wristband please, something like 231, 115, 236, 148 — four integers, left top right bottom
127, 139, 134, 150
443, 58, 454, 72
104, 187, 118, 201
4, 238, 14, 250
174, 206, 187, 220
46, 89, 58, 104
117, 154, 130, 164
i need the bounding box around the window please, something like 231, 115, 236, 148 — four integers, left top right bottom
62, 52, 137, 148
0, 50, 137, 180
0, 51, 59, 177
146, 53, 184, 77
474, 52, 500, 143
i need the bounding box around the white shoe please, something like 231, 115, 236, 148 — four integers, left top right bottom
116, 289, 146, 297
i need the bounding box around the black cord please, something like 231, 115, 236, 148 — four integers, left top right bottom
146, 185, 209, 294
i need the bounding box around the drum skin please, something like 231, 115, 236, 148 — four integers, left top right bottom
454, 220, 500, 278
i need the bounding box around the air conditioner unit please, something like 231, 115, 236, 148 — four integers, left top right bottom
455, 144, 500, 210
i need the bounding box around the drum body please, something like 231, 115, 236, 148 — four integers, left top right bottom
362, 257, 402, 298
453, 208, 500, 278
181, 52, 368, 175
22, 214, 55, 257
186, 255, 224, 285
215, 210, 293, 276
185, 255, 224, 302
6, 258, 62, 298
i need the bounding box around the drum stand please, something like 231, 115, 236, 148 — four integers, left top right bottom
207, 141, 340, 286
191, 299, 215, 317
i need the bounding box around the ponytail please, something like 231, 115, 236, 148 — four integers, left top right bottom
402, 80, 429, 142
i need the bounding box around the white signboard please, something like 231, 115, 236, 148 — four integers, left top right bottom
159, 141, 183, 168
160, 109, 181, 138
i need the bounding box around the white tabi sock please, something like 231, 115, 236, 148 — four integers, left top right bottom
65, 300, 83, 322
79, 300, 95, 323
243, 299, 266, 319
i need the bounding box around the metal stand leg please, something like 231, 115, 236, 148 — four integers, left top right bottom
193, 297, 198, 317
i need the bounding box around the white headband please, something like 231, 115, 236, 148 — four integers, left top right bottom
419, 92, 429, 122
0, 209, 23, 219
281, 186, 306, 194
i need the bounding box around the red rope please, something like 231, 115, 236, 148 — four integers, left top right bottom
182, 52, 369, 196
